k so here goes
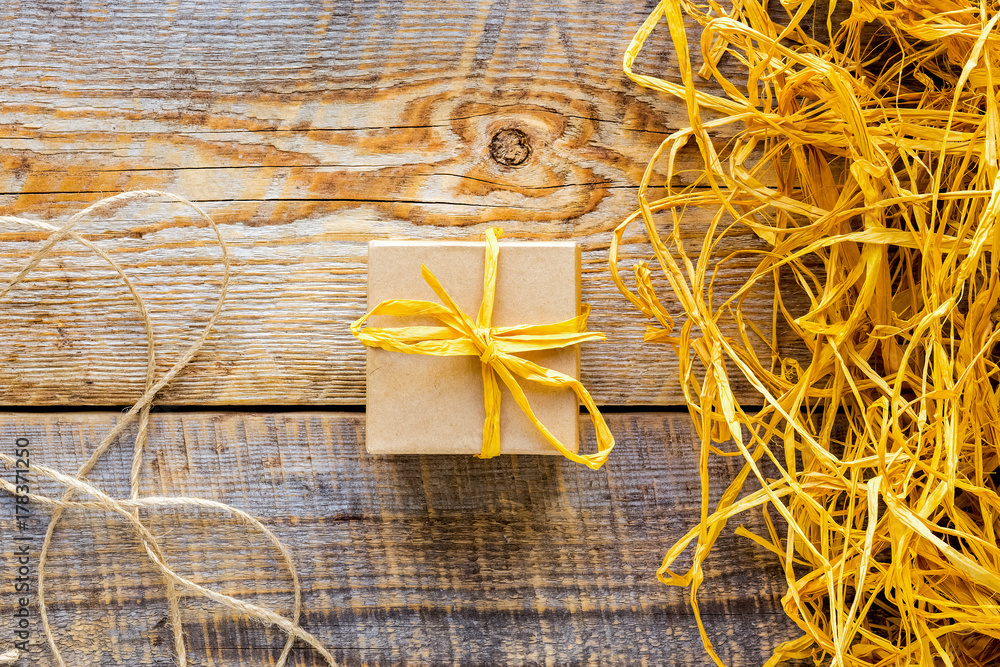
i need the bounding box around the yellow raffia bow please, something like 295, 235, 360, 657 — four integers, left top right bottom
351, 228, 615, 470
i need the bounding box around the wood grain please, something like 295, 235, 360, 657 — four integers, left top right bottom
0, 410, 805, 666
0, 3, 846, 666
0, 205, 791, 407
0, 0, 805, 407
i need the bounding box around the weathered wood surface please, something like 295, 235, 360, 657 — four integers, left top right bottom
0, 411, 803, 666
0, 3, 818, 667
0, 209, 783, 407
0, 0, 799, 407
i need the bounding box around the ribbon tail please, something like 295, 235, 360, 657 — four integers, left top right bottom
477, 365, 503, 459
491, 357, 614, 470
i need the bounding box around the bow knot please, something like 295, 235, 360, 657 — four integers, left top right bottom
475, 327, 500, 364
352, 227, 615, 470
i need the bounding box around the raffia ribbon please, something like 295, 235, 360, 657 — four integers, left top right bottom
351, 227, 615, 470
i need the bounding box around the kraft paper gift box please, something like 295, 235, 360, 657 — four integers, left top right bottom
363, 236, 584, 456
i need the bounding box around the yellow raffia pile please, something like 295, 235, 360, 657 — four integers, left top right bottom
611, 0, 1000, 665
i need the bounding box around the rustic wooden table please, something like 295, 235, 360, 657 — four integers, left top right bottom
0, 2, 801, 665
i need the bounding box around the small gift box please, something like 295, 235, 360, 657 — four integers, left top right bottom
354, 229, 613, 468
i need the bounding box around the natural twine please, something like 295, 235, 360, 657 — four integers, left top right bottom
0, 191, 335, 666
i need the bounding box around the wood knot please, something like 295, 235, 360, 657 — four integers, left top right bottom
489, 128, 531, 167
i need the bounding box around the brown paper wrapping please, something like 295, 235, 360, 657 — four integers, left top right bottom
365, 239, 581, 455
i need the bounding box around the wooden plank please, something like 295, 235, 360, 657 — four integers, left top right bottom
0, 0, 804, 407
0, 410, 805, 666
0, 207, 789, 407
0, 0, 720, 214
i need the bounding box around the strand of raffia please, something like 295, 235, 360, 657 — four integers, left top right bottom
0, 191, 336, 667
610, 0, 1000, 665
351, 227, 615, 470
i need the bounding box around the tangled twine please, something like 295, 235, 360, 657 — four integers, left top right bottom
613, 0, 1000, 665
0, 191, 335, 666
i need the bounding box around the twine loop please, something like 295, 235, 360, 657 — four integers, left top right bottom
0, 191, 335, 666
